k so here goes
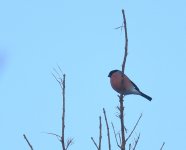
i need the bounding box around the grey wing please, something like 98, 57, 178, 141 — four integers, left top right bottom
130, 80, 140, 91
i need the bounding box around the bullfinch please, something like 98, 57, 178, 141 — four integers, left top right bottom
108, 70, 152, 101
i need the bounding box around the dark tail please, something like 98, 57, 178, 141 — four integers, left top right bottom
139, 91, 152, 101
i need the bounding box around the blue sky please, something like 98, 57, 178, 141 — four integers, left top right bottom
0, 0, 186, 149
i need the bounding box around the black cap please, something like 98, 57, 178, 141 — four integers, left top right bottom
108, 70, 120, 77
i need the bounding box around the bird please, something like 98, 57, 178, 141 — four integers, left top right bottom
108, 70, 152, 101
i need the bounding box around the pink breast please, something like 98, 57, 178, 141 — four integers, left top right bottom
110, 72, 133, 94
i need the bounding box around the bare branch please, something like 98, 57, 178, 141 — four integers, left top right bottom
126, 113, 142, 142
111, 122, 121, 148
53, 67, 72, 150
23, 134, 34, 150
132, 133, 140, 150
119, 8, 128, 150
103, 108, 111, 150
160, 142, 165, 150
91, 116, 102, 150
121, 9, 128, 74
61, 74, 66, 150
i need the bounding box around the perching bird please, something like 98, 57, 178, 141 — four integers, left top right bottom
108, 70, 152, 101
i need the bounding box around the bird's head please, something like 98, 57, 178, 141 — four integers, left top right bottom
108, 70, 120, 77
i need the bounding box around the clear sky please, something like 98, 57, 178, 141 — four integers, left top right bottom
0, 0, 186, 150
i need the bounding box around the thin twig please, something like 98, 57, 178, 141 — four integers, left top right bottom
53, 68, 61, 79
115, 25, 123, 29
44, 132, 61, 138
160, 142, 165, 150
132, 133, 140, 150
115, 25, 124, 32
57, 64, 63, 74
126, 113, 142, 142
111, 122, 121, 148
91, 137, 99, 150
52, 72, 61, 86
23, 134, 34, 150
103, 108, 111, 150
44, 132, 61, 142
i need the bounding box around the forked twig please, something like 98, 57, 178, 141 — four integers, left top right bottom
91, 116, 102, 150
66, 138, 74, 150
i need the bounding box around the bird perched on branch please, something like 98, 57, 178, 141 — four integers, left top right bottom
108, 70, 152, 101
